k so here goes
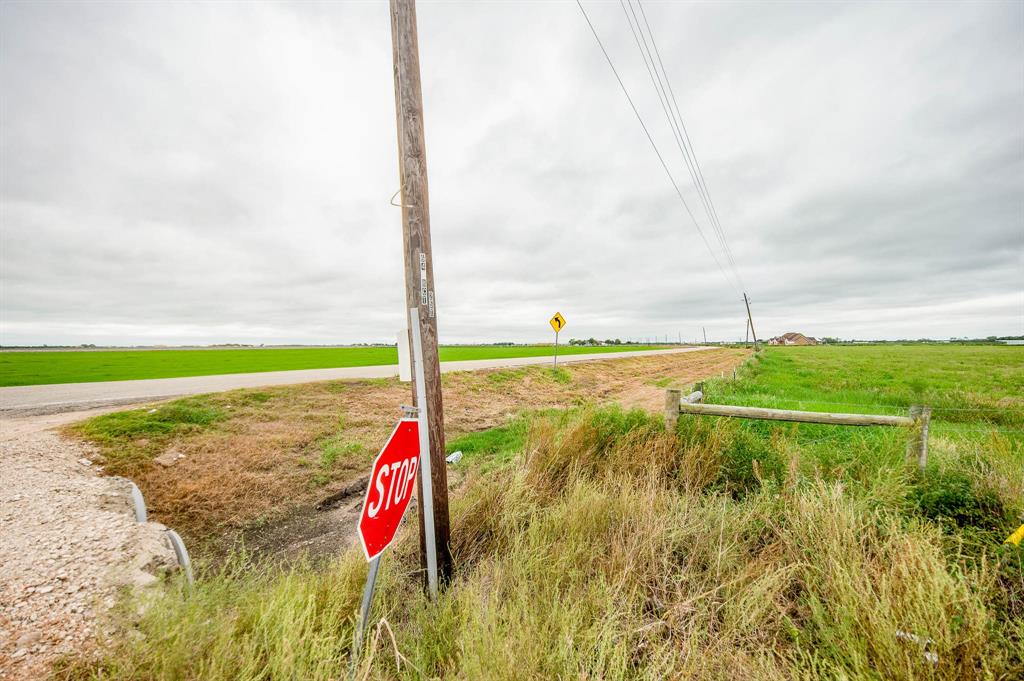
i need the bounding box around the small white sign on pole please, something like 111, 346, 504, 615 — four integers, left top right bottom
397, 328, 412, 383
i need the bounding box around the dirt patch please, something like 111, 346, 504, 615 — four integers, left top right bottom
69, 348, 749, 559
238, 476, 370, 565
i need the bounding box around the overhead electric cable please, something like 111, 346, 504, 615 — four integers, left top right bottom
622, 0, 741, 290
575, 0, 739, 295
634, 0, 745, 290
617, 0, 741, 293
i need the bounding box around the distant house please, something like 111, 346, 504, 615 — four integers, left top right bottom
768, 332, 818, 346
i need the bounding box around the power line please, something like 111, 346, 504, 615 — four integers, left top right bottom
627, 0, 745, 292
575, 0, 740, 296
618, 1, 721, 262
635, 0, 742, 288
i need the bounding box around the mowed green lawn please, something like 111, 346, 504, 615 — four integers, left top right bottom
0, 345, 667, 387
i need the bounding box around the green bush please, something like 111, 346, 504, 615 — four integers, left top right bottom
912, 468, 1008, 532
717, 425, 784, 492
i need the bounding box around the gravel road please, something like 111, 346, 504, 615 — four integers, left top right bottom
0, 347, 714, 416
0, 415, 180, 679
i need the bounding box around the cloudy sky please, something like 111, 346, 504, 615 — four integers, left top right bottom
1, 0, 1021, 346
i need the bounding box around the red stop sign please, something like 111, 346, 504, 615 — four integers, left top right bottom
357, 418, 421, 561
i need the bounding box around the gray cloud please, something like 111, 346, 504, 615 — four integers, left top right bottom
1, 0, 1021, 346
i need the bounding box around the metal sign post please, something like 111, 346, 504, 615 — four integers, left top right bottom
549, 312, 566, 369
410, 308, 439, 598
351, 416, 421, 670
352, 554, 381, 663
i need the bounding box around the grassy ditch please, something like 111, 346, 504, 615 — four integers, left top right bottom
57, 345, 1022, 678
59, 403, 1022, 680
711, 346, 1023, 536
65, 349, 747, 548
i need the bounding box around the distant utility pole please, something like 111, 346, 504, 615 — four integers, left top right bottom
390, 0, 452, 587
702, 327, 707, 345
743, 293, 758, 350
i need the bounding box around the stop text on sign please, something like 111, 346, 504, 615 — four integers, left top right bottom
366, 454, 418, 518
357, 418, 421, 561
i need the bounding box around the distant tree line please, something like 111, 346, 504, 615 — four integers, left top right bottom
567, 338, 630, 346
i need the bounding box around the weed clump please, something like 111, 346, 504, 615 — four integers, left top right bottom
70, 397, 226, 475
445, 417, 529, 470
912, 468, 1009, 532
319, 438, 364, 469
80, 398, 224, 439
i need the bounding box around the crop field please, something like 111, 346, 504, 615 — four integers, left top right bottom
0, 344, 667, 387
62, 345, 1023, 680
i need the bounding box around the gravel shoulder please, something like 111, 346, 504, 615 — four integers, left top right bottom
0, 415, 180, 679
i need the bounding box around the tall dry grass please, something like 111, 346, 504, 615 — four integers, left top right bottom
60, 407, 1022, 680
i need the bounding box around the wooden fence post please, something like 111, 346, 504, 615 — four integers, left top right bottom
918, 406, 931, 470
664, 389, 682, 430
906, 406, 932, 470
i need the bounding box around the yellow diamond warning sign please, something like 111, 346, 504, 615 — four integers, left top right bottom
549, 312, 566, 333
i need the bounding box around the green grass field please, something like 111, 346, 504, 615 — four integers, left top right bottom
0, 344, 666, 387
62, 345, 1023, 680
715, 344, 1024, 425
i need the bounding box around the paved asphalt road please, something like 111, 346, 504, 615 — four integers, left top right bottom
0, 347, 715, 416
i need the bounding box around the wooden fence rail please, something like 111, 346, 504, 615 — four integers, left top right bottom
665, 388, 931, 469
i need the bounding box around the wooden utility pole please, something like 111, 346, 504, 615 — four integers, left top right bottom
389, 0, 452, 586
743, 293, 758, 350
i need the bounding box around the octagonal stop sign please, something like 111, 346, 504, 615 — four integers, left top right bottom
357, 418, 421, 561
